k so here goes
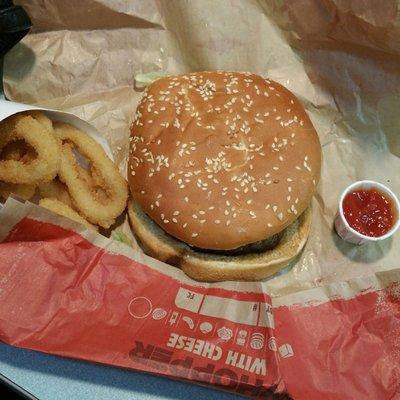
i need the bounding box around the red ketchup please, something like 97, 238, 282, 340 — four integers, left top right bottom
342, 188, 396, 237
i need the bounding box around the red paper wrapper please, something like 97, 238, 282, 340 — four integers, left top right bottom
0, 199, 399, 399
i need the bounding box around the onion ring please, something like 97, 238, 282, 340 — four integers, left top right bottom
0, 181, 36, 200
21, 110, 53, 132
39, 198, 98, 231
54, 122, 128, 228
0, 113, 60, 184
0, 140, 37, 163
39, 178, 74, 208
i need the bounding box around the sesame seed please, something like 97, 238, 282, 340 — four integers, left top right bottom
155, 201, 160, 207
192, 233, 198, 237
226, 220, 231, 226
249, 211, 256, 218
192, 214, 198, 219
172, 218, 178, 223
200, 219, 206, 224
183, 223, 188, 228
295, 166, 301, 170
173, 211, 180, 216
184, 197, 189, 202
233, 213, 237, 218
287, 178, 293, 182
208, 206, 215, 210
279, 156, 284, 161
295, 198, 299, 204
288, 186, 292, 192
150, 204, 154, 210
287, 196, 291, 201
277, 213, 283, 220
224, 210, 229, 215
157, 194, 163, 199
267, 223, 273, 227
265, 204, 270, 210
164, 220, 169, 224
199, 210, 205, 215
273, 166, 279, 171
215, 220, 221, 224
273, 206, 278, 212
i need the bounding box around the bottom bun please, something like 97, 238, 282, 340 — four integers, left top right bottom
128, 200, 312, 282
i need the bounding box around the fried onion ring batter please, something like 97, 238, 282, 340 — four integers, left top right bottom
39, 198, 98, 231
39, 178, 74, 208
0, 114, 60, 184
0, 181, 36, 200
54, 122, 128, 228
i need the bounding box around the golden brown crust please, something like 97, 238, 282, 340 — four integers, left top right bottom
39, 198, 98, 231
128, 199, 311, 282
0, 182, 36, 200
129, 71, 320, 250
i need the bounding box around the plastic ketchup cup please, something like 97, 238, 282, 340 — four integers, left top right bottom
334, 180, 400, 245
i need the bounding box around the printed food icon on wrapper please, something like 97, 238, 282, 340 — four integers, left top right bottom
199, 321, 213, 334
236, 329, 248, 346
128, 297, 152, 319
250, 333, 265, 350
217, 326, 233, 341
268, 337, 278, 352
152, 308, 167, 320
279, 343, 294, 359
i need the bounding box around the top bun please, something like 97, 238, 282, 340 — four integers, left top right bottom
129, 71, 321, 250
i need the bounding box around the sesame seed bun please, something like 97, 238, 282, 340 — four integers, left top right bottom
128, 200, 312, 282
129, 71, 321, 252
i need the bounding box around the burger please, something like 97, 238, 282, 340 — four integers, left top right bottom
128, 71, 321, 281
